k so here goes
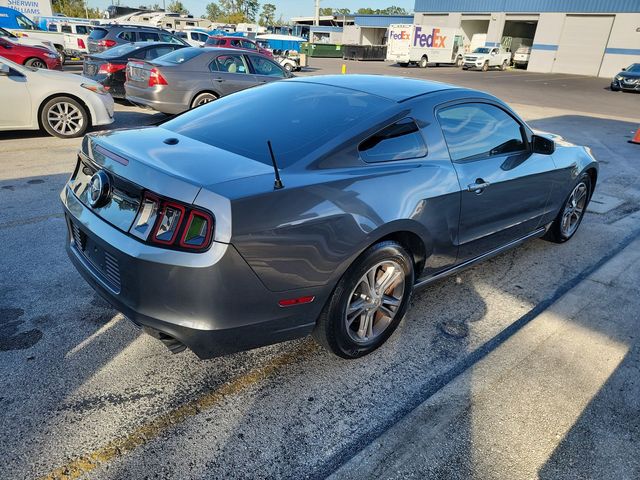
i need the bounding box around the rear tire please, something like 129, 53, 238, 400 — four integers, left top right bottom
419, 56, 428, 68
190, 92, 218, 109
455, 56, 462, 67
544, 173, 592, 243
312, 241, 414, 359
25, 58, 47, 69
283, 63, 293, 73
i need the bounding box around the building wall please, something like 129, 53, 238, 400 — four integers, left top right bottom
414, 8, 640, 77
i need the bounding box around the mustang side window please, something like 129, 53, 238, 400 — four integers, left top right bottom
359, 118, 427, 163
437, 103, 526, 161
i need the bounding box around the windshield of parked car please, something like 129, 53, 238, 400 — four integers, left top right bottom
155, 47, 202, 64
96, 43, 139, 58
89, 28, 108, 40
472, 48, 490, 54
163, 81, 394, 167
205, 37, 225, 46
626, 64, 640, 73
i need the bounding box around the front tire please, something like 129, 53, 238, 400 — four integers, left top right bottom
312, 241, 414, 359
544, 173, 592, 243
40, 96, 89, 138
501, 59, 508, 71
25, 58, 47, 69
481, 61, 489, 72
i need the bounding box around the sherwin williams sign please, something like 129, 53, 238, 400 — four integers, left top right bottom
0, 0, 52, 17
414, 27, 447, 48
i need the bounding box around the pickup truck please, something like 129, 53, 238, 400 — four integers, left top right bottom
463, 47, 511, 71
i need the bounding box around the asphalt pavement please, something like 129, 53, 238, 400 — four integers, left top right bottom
0, 58, 639, 479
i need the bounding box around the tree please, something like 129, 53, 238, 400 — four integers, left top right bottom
167, 0, 189, 15
206, 2, 224, 21
217, 0, 259, 23
335, 8, 351, 15
319, 7, 333, 15
52, 0, 100, 18
356, 6, 409, 15
259, 3, 276, 27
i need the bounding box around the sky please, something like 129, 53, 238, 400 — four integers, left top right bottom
88, 0, 416, 21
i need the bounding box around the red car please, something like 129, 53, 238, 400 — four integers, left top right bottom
0, 37, 62, 70
204, 36, 273, 58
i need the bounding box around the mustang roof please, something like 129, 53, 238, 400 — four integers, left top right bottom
288, 74, 459, 102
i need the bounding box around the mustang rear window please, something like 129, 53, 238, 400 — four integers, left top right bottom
163, 82, 393, 168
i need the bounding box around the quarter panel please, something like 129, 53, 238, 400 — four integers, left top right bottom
231, 160, 461, 292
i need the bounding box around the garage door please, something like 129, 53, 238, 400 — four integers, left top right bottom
552, 15, 614, 76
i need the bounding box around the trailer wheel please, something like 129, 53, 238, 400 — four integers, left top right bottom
419, 56, 428, 68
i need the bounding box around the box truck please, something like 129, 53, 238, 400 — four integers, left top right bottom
386, 24, 464, 68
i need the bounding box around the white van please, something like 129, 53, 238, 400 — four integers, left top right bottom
386, 24, 464, 68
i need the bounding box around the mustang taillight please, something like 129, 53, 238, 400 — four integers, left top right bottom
130, 193, 214, 252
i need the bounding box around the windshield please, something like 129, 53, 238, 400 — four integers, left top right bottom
156, 47, 202, 64
96, 43, 138, 58
163, 81, 393, 168
626, 64, 640, 73
89, 28, 108, 40
472, 48, 491, 54
15, 12, 41, 30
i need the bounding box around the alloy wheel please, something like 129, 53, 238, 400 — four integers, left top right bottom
47, 101, 84, 136
30, 59, 47, 69
196, 95, 216, 107
560, 182, 588, 237
344, 260, 405, 344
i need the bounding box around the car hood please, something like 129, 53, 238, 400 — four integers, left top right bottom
617, 71, 640, 79
30, 68, 97, 85
89, 126, 275, 201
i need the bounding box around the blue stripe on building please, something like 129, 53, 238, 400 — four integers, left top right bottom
605, 48, 640, 55
532, 44, 558, 51
414, 0, 640, 13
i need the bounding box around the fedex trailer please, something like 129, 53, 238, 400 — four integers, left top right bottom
386, 24, 464, 68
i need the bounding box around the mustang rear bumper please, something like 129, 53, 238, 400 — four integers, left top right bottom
61, 186, 327, 358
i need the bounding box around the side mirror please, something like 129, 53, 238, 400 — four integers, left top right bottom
0, 63, 10, 76
531, 134, 555, 155
621, 67, 626, 71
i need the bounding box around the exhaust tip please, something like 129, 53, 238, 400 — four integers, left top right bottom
143, 327, 187, 354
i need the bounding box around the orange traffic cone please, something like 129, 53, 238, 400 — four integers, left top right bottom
630, 126, 640, 145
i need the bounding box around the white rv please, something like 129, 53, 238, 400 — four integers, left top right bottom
386, 24, 464, 68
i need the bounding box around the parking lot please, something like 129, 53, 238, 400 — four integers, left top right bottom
1, 58, 640, 479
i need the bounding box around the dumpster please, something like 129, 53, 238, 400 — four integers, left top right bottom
300, 43, 344, 58
342, 45, 388, 61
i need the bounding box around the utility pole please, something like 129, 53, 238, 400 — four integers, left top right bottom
314, 0, 320, 26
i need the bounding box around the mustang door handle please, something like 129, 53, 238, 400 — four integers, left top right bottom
467, 181, 491, 193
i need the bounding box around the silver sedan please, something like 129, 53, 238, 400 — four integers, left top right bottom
125, 47, 291, 114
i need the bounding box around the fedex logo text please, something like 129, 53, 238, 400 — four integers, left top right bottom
390, 31, 410, 41
413, 27, 447, 48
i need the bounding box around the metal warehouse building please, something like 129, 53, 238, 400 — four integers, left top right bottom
413, 0, 640, 77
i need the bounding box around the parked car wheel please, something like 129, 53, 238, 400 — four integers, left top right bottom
501, 59, 509, 71
312, 241, 414, 359
191, 92, 218, 109
40, 96, 89, 138
419, 56, 428, 68
481, 61, 489, 72
283, 62, 293, 73
25, 57, 47, 69
544, 173, 592, 243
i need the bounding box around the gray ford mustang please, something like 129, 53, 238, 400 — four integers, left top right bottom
61, 75, 598, 359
